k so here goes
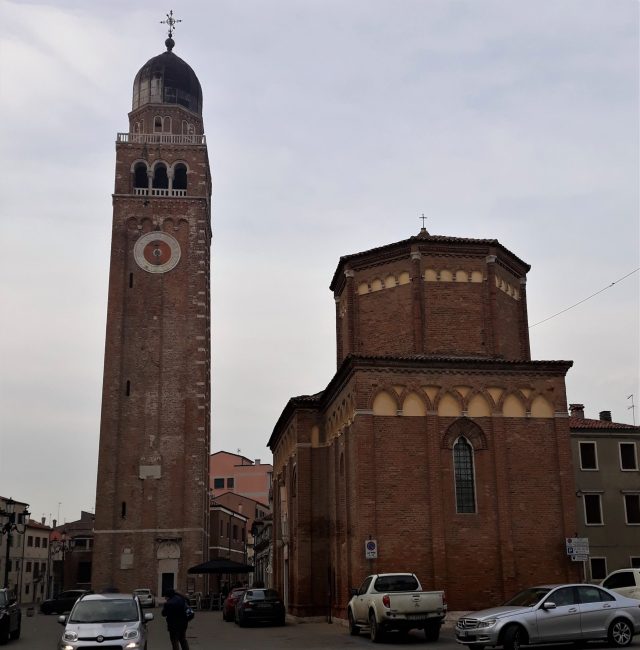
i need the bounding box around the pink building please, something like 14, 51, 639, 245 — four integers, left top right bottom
210, 452, 272, 506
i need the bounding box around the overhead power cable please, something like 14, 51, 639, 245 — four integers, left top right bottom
529, 267, 640, 329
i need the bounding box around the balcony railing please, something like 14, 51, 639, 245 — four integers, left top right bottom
117, 133, 206, 145
133, 187, 188, 197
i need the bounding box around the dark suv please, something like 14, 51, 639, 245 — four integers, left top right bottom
40, 589, 89, 615
0, 588, 21, 643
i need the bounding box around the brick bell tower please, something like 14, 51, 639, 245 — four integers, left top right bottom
93, 20, 211, 596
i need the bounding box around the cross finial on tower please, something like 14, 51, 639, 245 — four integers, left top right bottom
420, 213, 427, 229
161, 10, 181, 38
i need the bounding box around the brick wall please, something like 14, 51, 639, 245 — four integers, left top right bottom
93, 104, 211, 595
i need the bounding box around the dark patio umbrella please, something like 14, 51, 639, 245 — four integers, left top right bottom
187, 558, 254, 574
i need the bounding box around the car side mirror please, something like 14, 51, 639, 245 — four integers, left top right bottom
542, 601, 556, 610
144, 612, 154, 622
57, 615, 68, 625
350, 588, 358, 597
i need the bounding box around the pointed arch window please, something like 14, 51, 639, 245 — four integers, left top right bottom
453, 436, 476, 513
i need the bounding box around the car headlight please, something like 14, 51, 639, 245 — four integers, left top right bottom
477, 619, 497, 628
123, 628, 140, 640
62, 631, 79, 642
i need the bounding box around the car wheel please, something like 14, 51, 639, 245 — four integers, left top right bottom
469, 645, 485, 650
348, 609, 360, 636
503, 625, 526, 650
609, 618, 633, 647
0, 622, 9, 646
369, 611, 383, 643
237, 614, 246, 628
9, 622, 20, 641
424, 623, 440, 642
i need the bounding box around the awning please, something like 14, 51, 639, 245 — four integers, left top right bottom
187, 558, 255, 574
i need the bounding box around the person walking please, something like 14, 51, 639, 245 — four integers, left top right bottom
162, 589, 190, 650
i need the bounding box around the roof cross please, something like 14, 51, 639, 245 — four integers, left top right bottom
420, 213, 427, 229
161, 10, 182, 39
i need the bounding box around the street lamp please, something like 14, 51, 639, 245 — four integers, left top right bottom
1, 498, 30, 590
50, 532, 74, 593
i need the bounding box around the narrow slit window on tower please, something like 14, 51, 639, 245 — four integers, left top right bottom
454, 436, 476, 513
129, 273, 133, 288
121, 501, 127, 519
126, 381, 131, 396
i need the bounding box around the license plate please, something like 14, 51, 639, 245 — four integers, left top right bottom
407, 614, 428, 620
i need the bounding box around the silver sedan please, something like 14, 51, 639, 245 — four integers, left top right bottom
456, 584, 640, 650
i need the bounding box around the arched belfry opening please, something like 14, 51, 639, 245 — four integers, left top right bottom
152, 163, 169, 190
173, 163, 187, 191
133, 163, 148, 190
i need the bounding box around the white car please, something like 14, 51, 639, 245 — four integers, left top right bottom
58, 592, 153, 650
456, 583, 640, 650
133, 588, 155, 608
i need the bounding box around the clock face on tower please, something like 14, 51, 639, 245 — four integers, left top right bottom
133, 232, 181, 273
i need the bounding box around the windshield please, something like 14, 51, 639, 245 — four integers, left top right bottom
69, 599, 138, 623
504, 588, 552, 607
246, 589, 280, 601
373, 575, 419, 592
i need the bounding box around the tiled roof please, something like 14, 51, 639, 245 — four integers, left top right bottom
569, 417, 639, 431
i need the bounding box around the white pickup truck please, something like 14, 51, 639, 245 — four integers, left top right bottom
347, 573, 446, 643
602, 568, 640, 599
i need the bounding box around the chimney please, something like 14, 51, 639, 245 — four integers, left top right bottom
41, 517, 46, 525
254, 459, 260, 465
52, 519, 57, 528
599, 410, 612, 422
569, 404, 585, 419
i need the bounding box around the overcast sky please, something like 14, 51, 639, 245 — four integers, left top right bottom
1, 0, 638, 525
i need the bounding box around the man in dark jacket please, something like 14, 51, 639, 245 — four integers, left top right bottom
162, 589, 190, 650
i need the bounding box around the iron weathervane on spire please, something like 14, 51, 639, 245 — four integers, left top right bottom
161, 9, 181, 51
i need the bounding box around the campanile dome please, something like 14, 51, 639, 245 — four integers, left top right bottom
131, 38, 202, 115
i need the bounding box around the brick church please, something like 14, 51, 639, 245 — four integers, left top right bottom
93, 25, 211, 596
268, 228, 580, 615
